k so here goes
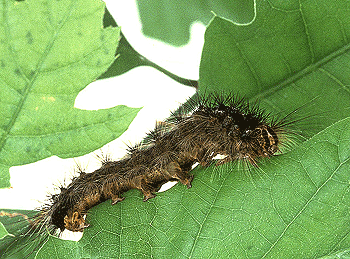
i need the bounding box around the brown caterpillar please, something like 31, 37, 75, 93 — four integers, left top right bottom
37, 93, 292, 233
1, 93, 298, 256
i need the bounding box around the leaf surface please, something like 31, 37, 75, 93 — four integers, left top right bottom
0, 0, 140, 188
137, 0, 255, 46
200, 1, 350, 135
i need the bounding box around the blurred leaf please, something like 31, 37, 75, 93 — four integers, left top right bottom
99, 7, 146, 79
0, 0, 140, 188
137, 0, 255, 46
99, 8, 198, 88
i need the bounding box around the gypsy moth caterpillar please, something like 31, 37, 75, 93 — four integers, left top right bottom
0, 92, 313, 258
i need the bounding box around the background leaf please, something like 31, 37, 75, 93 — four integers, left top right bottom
99, 7, 198, 88
0, 0, 140, 188
137, 0, 255, 46
98, 7, 145, 79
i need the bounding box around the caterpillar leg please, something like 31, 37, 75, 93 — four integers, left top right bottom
181, 174, 194, 189
179, 159, 195, 172
140, 178, 157, 201
197, 148, 217, 167
111, 195, 125, 205
142, 191, 156, 201
64, 211, 89, 232
168, 162, 193, 189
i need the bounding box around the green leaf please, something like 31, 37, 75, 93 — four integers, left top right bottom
0, 209, 39, 257
99, 8, 199, 87
137, 0, 255, 46
0, 0, 141, 188
6, 117, 347, 258
199, 2, 350, 135
98, 7, 146, 79
35, 236, 78, 259
0, 222, 8, 240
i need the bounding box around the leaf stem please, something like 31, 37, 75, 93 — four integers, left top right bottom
140, 55, 198, 89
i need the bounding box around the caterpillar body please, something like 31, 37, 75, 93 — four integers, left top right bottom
1, 93, 295, 257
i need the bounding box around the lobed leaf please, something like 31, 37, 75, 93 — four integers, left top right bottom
0, 0, 141, 188
137, 0, 255, 46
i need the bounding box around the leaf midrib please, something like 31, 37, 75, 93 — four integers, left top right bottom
0, 0, 77, 158
254, 41, 350, 100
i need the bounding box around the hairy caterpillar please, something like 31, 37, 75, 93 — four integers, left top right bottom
1, 93, 301, 257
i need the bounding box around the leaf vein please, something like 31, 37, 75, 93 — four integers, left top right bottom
261, 161, 343, 258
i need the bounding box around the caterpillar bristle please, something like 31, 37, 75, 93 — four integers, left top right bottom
0, 92, 317, 257
0, 210, 57, 258
95, 150, 114, 167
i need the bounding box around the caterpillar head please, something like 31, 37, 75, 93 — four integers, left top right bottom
64, 211, 89, 232
231, 124, 280, 165
250, 125, 279, 155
